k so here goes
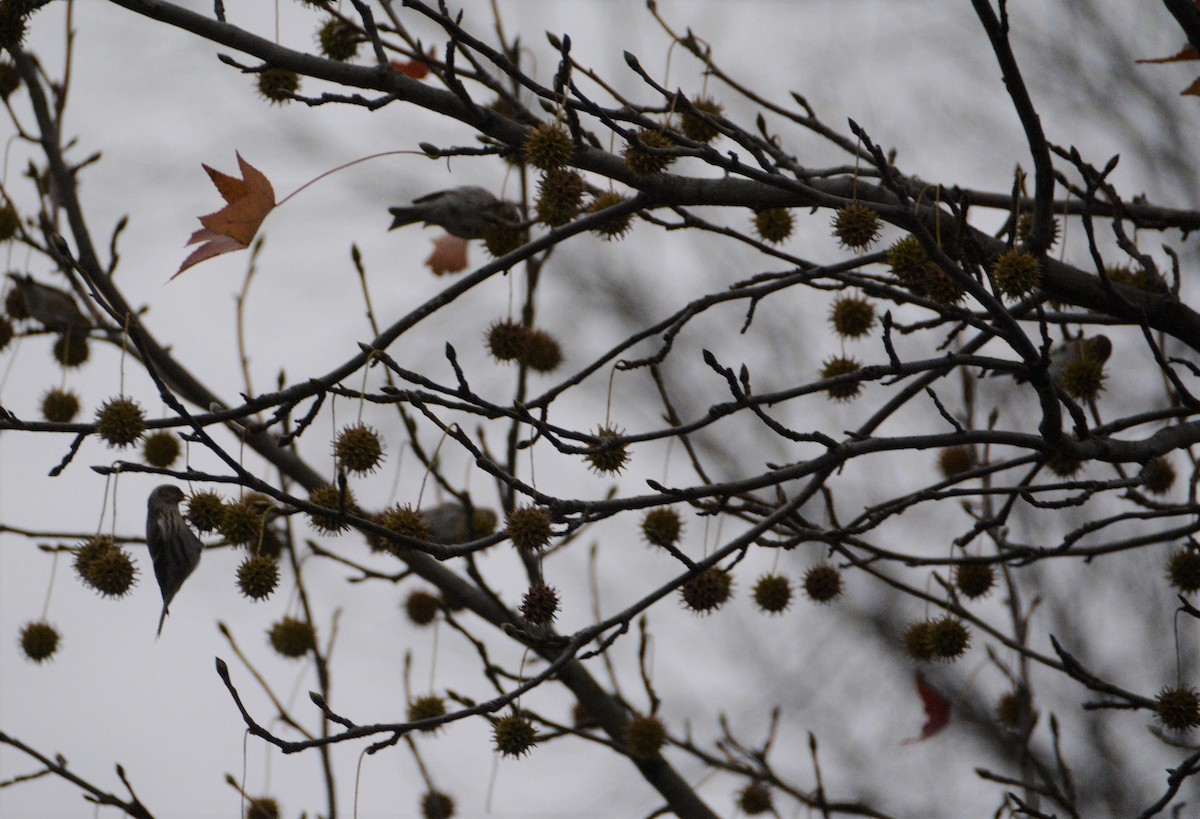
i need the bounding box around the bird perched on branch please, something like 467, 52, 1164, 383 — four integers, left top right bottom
388, 186, 520, 240
6, 272, 89, 333
420, 501, 499, 544
146, 485, 205, 637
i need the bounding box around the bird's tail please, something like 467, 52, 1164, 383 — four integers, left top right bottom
156, 605, 169, 639
388, 206, 421, 230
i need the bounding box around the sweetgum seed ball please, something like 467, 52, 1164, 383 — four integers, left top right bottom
268, 617, 316, 658
954, 563, 995, 599
803, 563, 843, 603
622, 128, 675, 176
258, 67, 300, 103
505, 505, 552, 553
237, 554, 280, 600
41, 388, 80, 422
738, 782, 773, 815
486, 318, 531, 363
408, 694, 448, 731
820, 356, 862, 402
142, 431, 181, 468
585, 426, 629, 475
220, 497, 268, 547
1144, 458, 1177, 495
405, 590, 440, 626
752, 573, 792, 614
641, 508, 683, 548
829, 295, 876, 339
903, 620, 937, 662
421, 791, 456, 819
831, 204, 881, 250
520, 582, 560, 625
521, 329, 563, 373
587, 191, 633, 240
307, 485, 358, 534
81, 545, 138, 598
317, 19, 359, 61
19, 621, 59, 663
753, 208, 793, 244
938, 445, 977, 479
334, 423, 384, 475
624, 714, 667, 759
493, 713, 537, 758
186, 490, 226, 533
245, 796, 280, 819
681, 568, 732, 614
95, 396, 146, 448
1167, 549, 1200, 593
680, 96, 723, 143
535, 169, 585, 226
1156, 686, 1200, 732
53, 331, 89, 367
929, 616, 971, 661
523, 123, 574, 170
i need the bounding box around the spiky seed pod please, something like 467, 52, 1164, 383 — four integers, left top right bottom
624, 714, 667, 759
681, 567, 732, 614
95, 396, 146, 448
257, 67, 300, 103
493, 712, 538, 758
53, 331, 89, 367
1045, 452, 1084, 477
752, 573, 792, 614
306, 484, 358, 534
4, 279, 27, 319
938, 445, 976, 479
237, 554, 280, 600
0, 203, 17, 242
1059, 354, 1106, 402
521, 329, 563, 373
482, 218, 526, 258
219, 497, 268, 547
521, 582, 560, 625
486, 318, 531, 363
19, 621, 58, 663
1155, 686, 1200, 732
523, 123, 574, 170
1105, 264, 1160, 292
40, 388, 80, 423
819, 355, 863, 402
991, 249, 1042, 299
828, 294, 876, 339
1144, 458, 1177, 495
1015, 212, 1059, 248
334, 423, 384, 475
903, 620, 937, 662
622, 128, 676, 176
505, 505, 552, 553
738, 782, 773, 816
752, 208, 794, 244
535, 169, 585, 226
803, 564, 843, 603
0, 315, 11, 350
832, 204, 881, 250
928, 616, 970, 661
73, 535, 117, 582
408, 694, 448, 731
641, 508, 683, 548
680, 96, 723, 143
421, 790, 456, 819
1167, 548, 1200, 593
245, 796, 280, 819
954, 563, 995, 599
405, 590, 440, 626
888, 236, 964, 304
268, 617, 316, 658
142, 431, 181, 468
585, 425, 630, 475
374, 504, 430, 554
996, 690, 1029, 728
185, 490, 226, 533
922, 267, 967, 306
587, 191, 633, 240
317, 19, 359, 61
0, 61, 19, 99
79, 543, 138, 598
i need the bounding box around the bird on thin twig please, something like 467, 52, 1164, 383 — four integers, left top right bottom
6, 272, 90, 333
146, 484, 205, 637
388, 186, 520, 240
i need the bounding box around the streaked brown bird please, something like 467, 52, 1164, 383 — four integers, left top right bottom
146, 484, 205, 637
6, 272, 89, 333
388, 186, 519, 240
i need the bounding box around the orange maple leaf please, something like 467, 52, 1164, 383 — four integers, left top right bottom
176, 153, 276, 277
390, 47, 435, 79
425, 234, 469, 275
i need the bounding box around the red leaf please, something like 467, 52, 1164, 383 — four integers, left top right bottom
175, 153, 276, 277
391, 48, 435, 80
425, 235, 469, 275
902, 672, 952, 744
1137, 44, 1199, 64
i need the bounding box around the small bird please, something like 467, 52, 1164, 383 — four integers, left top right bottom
420, 501, 499, 544
388, 186, 519, 240
146, 484, 205, 637
1047, 335, 1112, 386
6, 272, 90, 333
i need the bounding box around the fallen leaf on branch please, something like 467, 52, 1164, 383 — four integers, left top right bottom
902, 671, 952, 744
175, 153, 275, 277
425, 234, 469, 275
1136, 45, 1199, 64
390, 48, 435, 79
